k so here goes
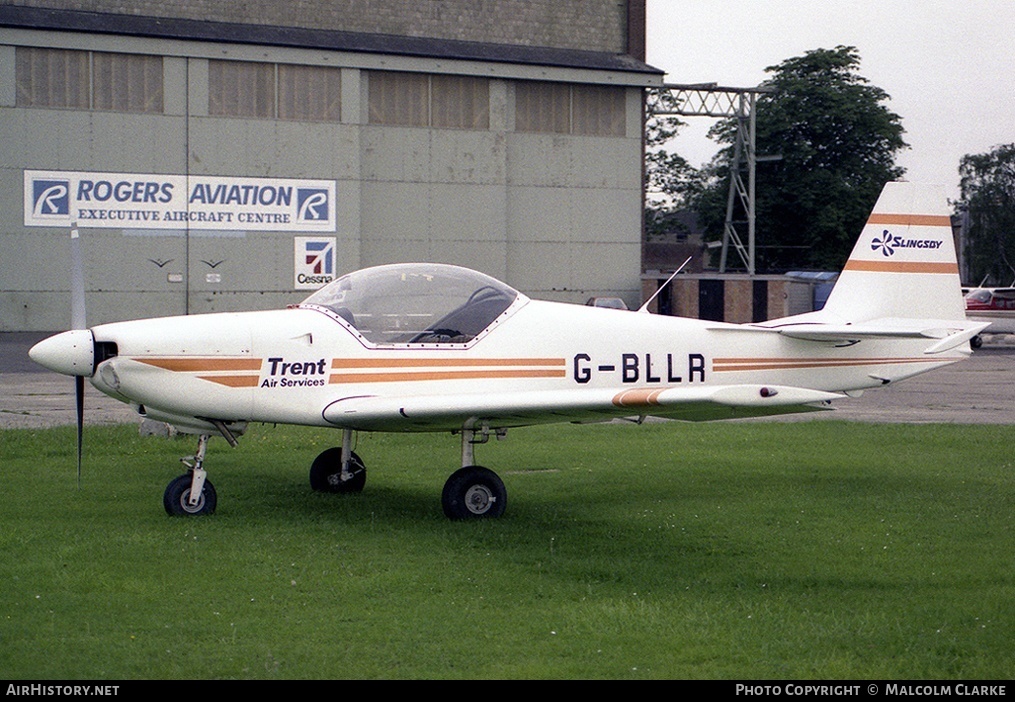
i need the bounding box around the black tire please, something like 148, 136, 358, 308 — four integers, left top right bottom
164, 472, 217, 516
309, 447, 366, 493
441, 466, 506, 519
971, 335, 983, 349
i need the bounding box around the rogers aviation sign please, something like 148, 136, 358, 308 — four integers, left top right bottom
24, 170, 336, 232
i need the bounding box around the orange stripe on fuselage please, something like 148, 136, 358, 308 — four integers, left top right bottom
137, 357, 262, 372
329, 357, 567, 383
198, 375, 261, 387
330, 368, 566, 384
137, 357, 262, 388
713, 357, 932, 372
331, 357, 565, 369
133, 356, 569, 387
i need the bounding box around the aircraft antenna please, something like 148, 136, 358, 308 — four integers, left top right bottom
638, 256, 691, 313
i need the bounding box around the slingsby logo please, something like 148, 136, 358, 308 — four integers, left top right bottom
24, 170, 336, 233
871, 229, 943, 257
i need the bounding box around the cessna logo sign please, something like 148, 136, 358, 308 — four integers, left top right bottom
294, 237, 337, 290
24, 170, 336, 233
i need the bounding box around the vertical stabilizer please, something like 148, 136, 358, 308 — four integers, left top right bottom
821, 182, 963, 323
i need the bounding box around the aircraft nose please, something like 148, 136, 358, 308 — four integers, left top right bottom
29, 329, 96, 377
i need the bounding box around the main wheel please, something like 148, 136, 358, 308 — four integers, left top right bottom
164, 472, 217, 516
309, 447, 366, 493
441, 466, 506, 519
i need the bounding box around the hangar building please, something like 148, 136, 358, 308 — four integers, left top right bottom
0, 1, 662, 331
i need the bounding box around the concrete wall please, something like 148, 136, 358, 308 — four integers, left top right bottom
0, 2, 656, 330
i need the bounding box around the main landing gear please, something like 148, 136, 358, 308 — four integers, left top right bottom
308, 428, 367, 494
307, 424, 508, 519
165, 424, 509, 519
440, 425, 507, 519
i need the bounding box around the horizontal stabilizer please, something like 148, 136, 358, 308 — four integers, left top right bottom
921, 322, 991, 353
742, 318, 989, 353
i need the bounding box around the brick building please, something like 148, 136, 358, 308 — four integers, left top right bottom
0, 1, 661, 330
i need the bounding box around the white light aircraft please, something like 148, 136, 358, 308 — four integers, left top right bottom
964, 286, 1015, 346
30, 182, 986, 519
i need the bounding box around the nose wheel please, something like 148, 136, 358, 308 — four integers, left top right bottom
163, 433, 217, 516
164, 471, 217, 516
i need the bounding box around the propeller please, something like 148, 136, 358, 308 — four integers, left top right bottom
29, 223, 120, 487
28, 223, 92, 486
70, 222, 86, 487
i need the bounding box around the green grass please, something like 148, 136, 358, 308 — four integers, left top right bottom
2, 420, 1013, 679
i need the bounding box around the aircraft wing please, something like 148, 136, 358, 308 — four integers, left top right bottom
322, 384, 841, 431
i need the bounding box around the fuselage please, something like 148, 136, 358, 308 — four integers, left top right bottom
75, 298, 963, 431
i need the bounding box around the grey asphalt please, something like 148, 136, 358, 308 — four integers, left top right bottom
2, 331, 1013, 430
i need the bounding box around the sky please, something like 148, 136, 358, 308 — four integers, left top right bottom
645, 0, 1015, 201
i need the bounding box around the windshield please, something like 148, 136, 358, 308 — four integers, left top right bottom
301, 263, 521, 345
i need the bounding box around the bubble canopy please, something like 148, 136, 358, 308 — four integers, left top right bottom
300, 263, 523, 345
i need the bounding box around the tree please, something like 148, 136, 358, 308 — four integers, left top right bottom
958, 143, 1015, 286
695, 46, 907, 272
643, 103, 702, 241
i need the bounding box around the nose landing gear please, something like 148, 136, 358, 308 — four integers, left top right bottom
164, 434, 217, 516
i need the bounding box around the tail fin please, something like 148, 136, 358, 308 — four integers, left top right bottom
820, 181, 965, 323
755, 182, 984, 354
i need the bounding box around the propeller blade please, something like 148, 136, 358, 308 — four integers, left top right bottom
71, 222, 86, 487
75, 375, 84, 488
70, 222, 86, 330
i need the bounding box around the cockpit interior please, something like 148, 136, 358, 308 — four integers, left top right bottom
300, 263, 523, 345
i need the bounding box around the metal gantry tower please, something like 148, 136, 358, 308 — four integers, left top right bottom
647, 83, 771, 275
